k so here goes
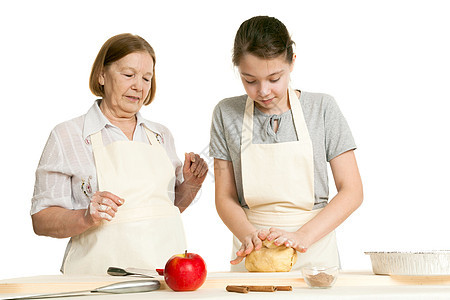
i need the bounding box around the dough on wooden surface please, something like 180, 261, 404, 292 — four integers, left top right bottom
245, 240, 297, 272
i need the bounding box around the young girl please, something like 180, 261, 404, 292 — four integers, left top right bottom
210, 16, 363, 271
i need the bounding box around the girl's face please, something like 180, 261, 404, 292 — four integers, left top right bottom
238, 53, 294, 115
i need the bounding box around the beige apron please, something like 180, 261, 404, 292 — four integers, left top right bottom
62, 127, 187, 275
231, 87, 339, 271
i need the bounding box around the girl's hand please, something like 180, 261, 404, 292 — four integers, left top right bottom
231, 228, 270, 265
266, 227, 308, 253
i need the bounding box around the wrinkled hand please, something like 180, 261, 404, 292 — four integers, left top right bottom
231, 229, 270, 265
266, 227, 308, 253
86, 191, 124, 225
183, 152, 208, 187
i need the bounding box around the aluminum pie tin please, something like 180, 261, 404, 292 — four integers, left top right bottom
365, 251, 450, 275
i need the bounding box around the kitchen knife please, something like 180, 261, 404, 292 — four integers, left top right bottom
2, 279, 160, 300
107, 266, 160, 277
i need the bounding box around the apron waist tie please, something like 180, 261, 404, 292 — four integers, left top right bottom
107, 204, 181, 224
244, 208, 322, 227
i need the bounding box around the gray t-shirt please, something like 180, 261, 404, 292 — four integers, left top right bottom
209, 90, 356, 209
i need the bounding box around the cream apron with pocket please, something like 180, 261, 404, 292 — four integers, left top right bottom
231, 87, 339, 271
62, 127, 187, 275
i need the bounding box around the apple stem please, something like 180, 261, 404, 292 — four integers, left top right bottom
185, 250, 187, 257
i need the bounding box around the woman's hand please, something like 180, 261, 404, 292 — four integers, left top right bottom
183, 152, 208, 187
231, 229, 270, 265
174, 153, 208, 212
86, 191, 124, 225
266, 227, 309, 253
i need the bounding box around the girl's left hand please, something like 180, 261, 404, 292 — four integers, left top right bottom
266, 227, 308, 253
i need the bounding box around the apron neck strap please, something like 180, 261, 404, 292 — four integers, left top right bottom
288, 87, 308, 141
242, 95, 255, 146
144, 127, 160, 145
90, 130, 104, 150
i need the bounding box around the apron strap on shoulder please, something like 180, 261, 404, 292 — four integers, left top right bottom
90, 131, 104, 149
143, 127, 160, 145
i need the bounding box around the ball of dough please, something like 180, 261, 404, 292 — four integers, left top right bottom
245, 240, 297, 272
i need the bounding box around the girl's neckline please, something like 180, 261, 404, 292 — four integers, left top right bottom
253, 89, 301, 117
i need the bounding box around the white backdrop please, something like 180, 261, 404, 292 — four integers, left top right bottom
1, 0, 449, 280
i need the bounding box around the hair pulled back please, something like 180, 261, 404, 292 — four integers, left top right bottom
232, 16, 295, 66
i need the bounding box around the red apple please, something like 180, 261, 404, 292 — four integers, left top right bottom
164, 250, 207, 291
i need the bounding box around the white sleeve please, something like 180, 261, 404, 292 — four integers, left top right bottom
31, 130, 74, 215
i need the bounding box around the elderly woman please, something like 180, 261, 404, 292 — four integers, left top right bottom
31, 33, 207, 275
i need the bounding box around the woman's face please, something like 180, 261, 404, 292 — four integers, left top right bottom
238, 53, 294, 115
99, 51, 153, 117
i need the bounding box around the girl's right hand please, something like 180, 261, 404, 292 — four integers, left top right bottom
85, 191, 124, 225
231, 229, 270, 265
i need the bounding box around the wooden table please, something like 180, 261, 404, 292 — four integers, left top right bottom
1, 271, 450, 299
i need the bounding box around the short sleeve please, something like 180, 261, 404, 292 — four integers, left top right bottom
209, 103, 231, 161
31, 130, 74, 215
324, 96, 357, 161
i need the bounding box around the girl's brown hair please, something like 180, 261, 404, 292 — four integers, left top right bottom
232, 16, 295, 66
89, 33, 156, 105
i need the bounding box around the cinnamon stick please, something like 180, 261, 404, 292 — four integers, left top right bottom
226, 285, 292, 293
246, 285, 276, 292
275, 285, 293, 291
226, 285, 249, 293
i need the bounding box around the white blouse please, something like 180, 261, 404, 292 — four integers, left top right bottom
31, 100, 183, 215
